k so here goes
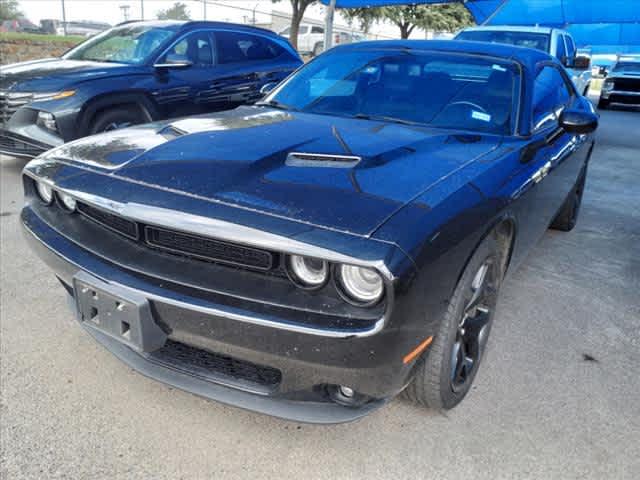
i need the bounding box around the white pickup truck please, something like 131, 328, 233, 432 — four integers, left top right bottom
279, 23, 363, 56
455, 26, 592, 95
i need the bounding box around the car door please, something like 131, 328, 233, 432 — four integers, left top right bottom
511, 64, 587, 257
532, 63, 587, 231
204, 30, 296, 108
151, 30, 218, 117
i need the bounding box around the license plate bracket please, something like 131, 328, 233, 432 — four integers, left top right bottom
73, 271, 167, 353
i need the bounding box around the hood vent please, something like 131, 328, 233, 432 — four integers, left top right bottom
286, 152, 361, 168
159, 124, 187, 140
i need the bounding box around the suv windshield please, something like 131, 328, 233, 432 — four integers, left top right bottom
64, 25, 177, 64
456, 30, 550, 52
265, 50, 518, 134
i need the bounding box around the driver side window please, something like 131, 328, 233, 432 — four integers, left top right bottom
532, 65, 572, 131
161, 32, 214, 67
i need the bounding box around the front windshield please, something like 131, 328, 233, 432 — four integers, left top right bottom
265, 50, 518, 134
613, 61, 640, 74
64, 25, 177, 65
456, 30, 550, 52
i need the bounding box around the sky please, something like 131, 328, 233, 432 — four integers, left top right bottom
14, 0, 409, 38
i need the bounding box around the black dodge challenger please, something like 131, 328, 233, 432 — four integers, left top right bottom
21, 40, 598, 423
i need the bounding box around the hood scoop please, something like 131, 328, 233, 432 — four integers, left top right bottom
285, 152, 362, 168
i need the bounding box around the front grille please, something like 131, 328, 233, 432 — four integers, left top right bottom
0, 91, 32, 126
77, 202, 139, 240
149, 340, 282, 388
614, 78, 640, 93
145, 226, 274, 271
0, 129, 49, 157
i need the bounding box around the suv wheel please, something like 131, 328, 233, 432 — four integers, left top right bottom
313, 42, 324, 57
89, 106, 146, 134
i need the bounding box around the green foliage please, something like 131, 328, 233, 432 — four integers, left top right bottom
347, 3, 474, 39
0, 0, 22, 21
0, 32, 84, 44
157, 2, 191, 21
341, 8, 382, 34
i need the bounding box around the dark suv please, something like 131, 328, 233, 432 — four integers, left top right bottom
0, 20, 302, 158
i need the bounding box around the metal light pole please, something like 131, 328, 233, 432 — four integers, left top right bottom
203, 0, 207, 20
61, 0, 67, 35
323, 0, 337, 52
140, 0, 144, 20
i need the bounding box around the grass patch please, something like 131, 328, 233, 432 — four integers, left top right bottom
0, 32, 84, 44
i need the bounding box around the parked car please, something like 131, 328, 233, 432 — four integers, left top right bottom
0, 17, 41, 34
21, 40, 597, 423
455, 25, 592, 95
0, 20, 302, 158
55, 20, 111, 37
598, 55, 640, 109
279, 23, 361, 56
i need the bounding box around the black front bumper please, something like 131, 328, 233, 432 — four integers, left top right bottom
21, 206, 424, 423
0, 129, 52, 158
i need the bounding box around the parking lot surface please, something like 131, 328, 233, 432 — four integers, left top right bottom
1, 104, 639, 479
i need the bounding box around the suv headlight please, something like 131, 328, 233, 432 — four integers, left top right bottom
602, 80, 614, 91
37, 112, 58, 132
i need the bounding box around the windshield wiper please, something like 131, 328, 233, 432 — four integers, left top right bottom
352, 113, 418, 126
256, 99, 296, 111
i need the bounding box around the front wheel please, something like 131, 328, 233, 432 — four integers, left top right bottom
312, 42, 324, 57
89, 106, 146, 135
404, 234, 504, 410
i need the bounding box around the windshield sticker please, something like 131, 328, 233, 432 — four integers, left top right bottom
472, 111, 492, 122
492, 64, 507, 72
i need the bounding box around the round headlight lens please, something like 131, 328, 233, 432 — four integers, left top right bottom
288, 255, 329, 288
58, 192, 76, 211
338, 265, 384, 304
35, 180, 54, 204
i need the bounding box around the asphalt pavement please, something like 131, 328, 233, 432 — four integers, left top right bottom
1, 103, 639, 479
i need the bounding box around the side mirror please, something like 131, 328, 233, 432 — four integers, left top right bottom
259, 82, 278, 96
573, 55, 590, 70
598, 66, 608, 77
154, 53, 193, 69
559, 109, 598, 135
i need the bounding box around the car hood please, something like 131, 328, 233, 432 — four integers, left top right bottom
38, 106, 502, 236
0, 58, 142, 91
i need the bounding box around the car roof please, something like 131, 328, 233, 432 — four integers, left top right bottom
337, 39, 555, 70
459, 25, 565, 35
113, 20, 281, 38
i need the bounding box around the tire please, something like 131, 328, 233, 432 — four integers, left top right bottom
550, 164, 588, 232
404, 233, 504, 410
312, 42, 324, 57
597, 98, 609, 110
89, 106, 146, 135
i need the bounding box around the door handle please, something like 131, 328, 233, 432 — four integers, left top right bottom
532, 161, 552, 183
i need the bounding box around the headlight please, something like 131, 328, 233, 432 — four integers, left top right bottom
287, 255, 329, 288
35, 180, 54, 204
602, 80, 614, 91
37, 112, 57, 132
337, 264, 384, 305
10, 90, 76, 102
58, 191, 77, 211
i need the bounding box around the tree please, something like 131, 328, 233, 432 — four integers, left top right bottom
157, 2, 191, 21
272, 0, 317, 50
341, 7, 382, 34
380, 3, 473, 39
0, 0, 22, 21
